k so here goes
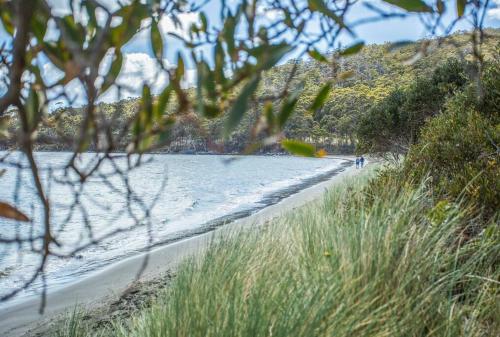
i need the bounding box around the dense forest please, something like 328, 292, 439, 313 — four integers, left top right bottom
1, 29, 499, 154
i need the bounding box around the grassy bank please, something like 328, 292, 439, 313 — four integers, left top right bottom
59, 168, 499, 337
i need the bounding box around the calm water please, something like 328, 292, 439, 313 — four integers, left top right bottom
0, 152, 347, 304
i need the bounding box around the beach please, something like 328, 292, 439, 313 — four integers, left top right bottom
0, 157, 359, 337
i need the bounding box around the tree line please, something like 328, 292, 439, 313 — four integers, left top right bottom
2, 29, 498, 155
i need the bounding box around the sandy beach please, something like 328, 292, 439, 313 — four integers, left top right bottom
0, 157, 360, 337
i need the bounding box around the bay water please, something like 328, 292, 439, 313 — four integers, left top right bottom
0, 152, 347, 304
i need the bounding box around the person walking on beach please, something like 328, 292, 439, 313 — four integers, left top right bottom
360, 156, 365, 168
355, 157, 360, 169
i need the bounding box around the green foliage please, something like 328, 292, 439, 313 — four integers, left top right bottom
357, 58, 470, 155
404, 67, 500, 219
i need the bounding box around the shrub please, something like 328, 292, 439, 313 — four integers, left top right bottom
404, 87, 499, 220
356, 59, 469, 156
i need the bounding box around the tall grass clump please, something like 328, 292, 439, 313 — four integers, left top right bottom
62, 169, 499, 337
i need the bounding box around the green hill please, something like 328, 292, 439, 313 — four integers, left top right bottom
3, 29, 498, 154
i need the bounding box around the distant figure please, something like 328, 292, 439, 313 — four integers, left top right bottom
360, 156, 365, 168
355, 157, 360, 169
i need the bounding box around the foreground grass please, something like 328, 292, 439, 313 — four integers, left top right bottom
61, 169, 499, 337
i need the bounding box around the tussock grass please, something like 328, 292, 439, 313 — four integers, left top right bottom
60, 170, 499, 337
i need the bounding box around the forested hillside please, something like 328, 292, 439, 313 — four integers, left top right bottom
3, 29, 498, 154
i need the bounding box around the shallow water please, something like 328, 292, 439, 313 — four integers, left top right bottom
0, 152, 347, 304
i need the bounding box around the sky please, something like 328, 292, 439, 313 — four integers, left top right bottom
0, 0, 499, 109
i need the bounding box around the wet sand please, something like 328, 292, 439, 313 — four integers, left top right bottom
0, 157, 360, 337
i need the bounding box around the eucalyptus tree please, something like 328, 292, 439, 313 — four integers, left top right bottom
0, 0, 493, 309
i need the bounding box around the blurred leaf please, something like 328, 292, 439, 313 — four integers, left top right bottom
278, 88, 301, 129
223, 14, 237, 61
25, 87, 43, 132
151, 19, 164, 60
338, 70, 355, 80
308, 49, 328, 62
83, 0, 98, 31
154, 85, 172, 119
281, 139, 316, 157
308, 0, 346, 28
0, 9, 14, 35
252, 43, 293, 71
200, 12, 208, 32
31, 9, 49, 42
142, 84, 153, 126
60, 15, 85, 45
134, 84, 153, 137
202, 104, 220, 119
309, 83, 331, 112
101, 50, 123, 94
456, 0, 466, 17
176, 52, 185, 79
0, 116, 10, 139
386, 40, 414, 52
111, 2, 148, 49
263, 101, 275, 132
436, 0, 445, 14
214, 40, 227, 86
0, 202, 30, 222
382, 0, 432, 12
316, 149, 328, 158
340, 41, 365, 56
225, 75, 260, 136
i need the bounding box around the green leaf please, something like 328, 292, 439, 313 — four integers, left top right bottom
176, 52, 185, 79
456, 0, 466, 17
151, 20, 164, 60
134, 84, 153, 138
386, 40, 414, 52
200, 12, 208, 32
101, 50, 123, 94
308, 49, 328, 62
340, 41, 365, 56
308, 0, 346, 28
223, 14, 237, 60
382, 0, 433, 12
60, 15, 85, 45
31, 9, 49, 42
142, 84, 153, 125
26, 87, 41, 131
309, 83, 331, 112
0, 10, 14, 35
202, 104, 220, 119
225, 75, 260, 136
252, 43, 293, 71
278, 88, 301, 129
213, 40, 227, 86
263, 102, 275, 131
110, 2, 148, 49
281, 139, 316, 157
154, 85, 172, 119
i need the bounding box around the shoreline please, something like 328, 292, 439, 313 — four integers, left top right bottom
0, 156, 360, 337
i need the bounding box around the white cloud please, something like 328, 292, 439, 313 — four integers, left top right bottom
159, 12, 201, 40
488, 0, 500, 20
42, 52, 197, 109
33, 1, 201, 109
98, 52, 170, 103
256, 4, 284, 22
46, 0, 122, 16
